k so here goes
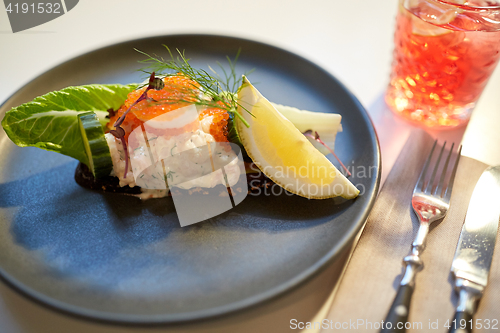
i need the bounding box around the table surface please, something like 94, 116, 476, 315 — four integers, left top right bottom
1, 1, 500, 332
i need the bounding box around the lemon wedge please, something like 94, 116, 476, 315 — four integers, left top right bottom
235, 76, 359, 200
271, 102, 342, 156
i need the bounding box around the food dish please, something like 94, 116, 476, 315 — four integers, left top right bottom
0, 35, 380, 323
1, 51, 357, 203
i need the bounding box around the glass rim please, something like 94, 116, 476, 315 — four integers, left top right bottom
436, 0, 500, 10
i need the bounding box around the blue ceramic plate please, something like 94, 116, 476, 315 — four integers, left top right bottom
0, 35, 380, 323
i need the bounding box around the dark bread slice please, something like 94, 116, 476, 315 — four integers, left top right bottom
74, 162, 273, 197
75, 162, 142, 195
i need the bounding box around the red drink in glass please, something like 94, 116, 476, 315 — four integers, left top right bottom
386, 0, 500, 128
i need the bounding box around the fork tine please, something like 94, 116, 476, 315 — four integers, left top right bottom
425, 141, 446, 194
434, 143, 454, 196
444, 145, 462, 202
415, 140, 437, 193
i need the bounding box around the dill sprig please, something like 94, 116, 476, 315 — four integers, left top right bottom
135, 45, 252, 127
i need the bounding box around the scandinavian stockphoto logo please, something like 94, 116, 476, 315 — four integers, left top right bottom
128, 105, 248, 227
4, 0, 79, 33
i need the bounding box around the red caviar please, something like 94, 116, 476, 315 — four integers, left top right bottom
108, 76, 198, 130
199, 107, 229, 142
107, 75, 229, 142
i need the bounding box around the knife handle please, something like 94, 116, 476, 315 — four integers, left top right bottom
447, 278, 482, 333
380, 284, 414, 333
448, 311, 472, 333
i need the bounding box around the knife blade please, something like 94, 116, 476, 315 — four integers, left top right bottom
448, 165, 500, 333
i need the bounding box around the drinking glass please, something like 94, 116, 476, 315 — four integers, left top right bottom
385, 0, 500, 129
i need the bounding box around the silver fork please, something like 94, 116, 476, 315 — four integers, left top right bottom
381, 141, 462, 333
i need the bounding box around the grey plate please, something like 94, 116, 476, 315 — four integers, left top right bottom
0, 34, 380, 323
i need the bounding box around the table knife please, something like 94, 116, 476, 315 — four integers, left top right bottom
448, 165, 500, 333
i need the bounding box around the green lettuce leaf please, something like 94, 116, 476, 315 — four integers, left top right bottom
1, 84, 137, 165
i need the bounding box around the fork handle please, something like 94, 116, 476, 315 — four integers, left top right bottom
380, 284, 414, 333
